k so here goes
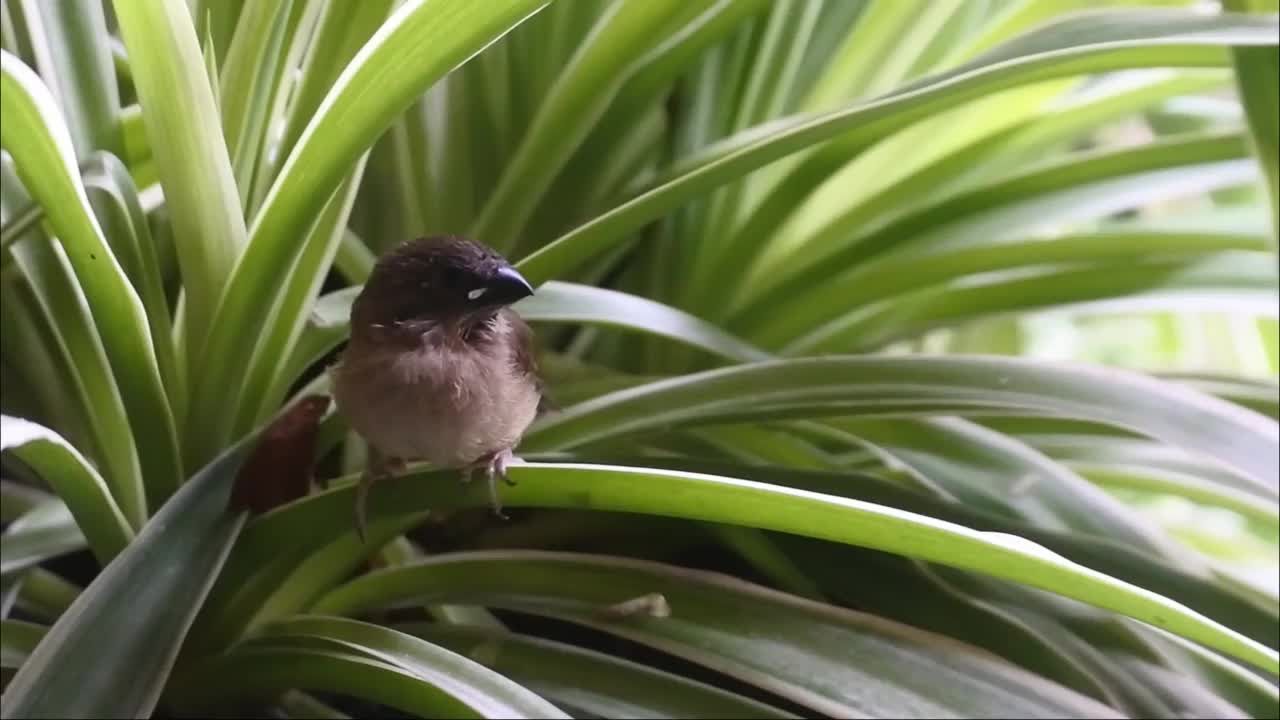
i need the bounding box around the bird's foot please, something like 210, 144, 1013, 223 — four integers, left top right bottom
355, 457, 404, 544
462, 449, 523, 519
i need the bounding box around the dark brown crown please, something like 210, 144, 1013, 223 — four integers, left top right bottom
351, 236, 533, 336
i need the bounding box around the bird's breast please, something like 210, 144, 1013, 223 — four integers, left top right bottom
331, 334, 539, 466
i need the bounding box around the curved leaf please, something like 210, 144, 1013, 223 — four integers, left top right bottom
523, 355, 1280, 497
746, 230, 1271, 351
253, 616, 569, 718
402, 622, 799, 719
516, 9, 1279, 283
739, 133, 1257, 341
112, 0, 248, 343
832, 416, 1193, 567
797, 252, 1278, 353
0, 433, 251, 718
472, 0, 694, 249
0, 50, 183, 507
0, 619, 46, 671
0, 500, 84, 577
1225, 0, 1280, 248
543, 454, 1279, 650
0, 415, 132, 565
314, 551, 1125, 718
25, 0, 121, 159
516, 281, 772, 362
1075, 463, 1280, 535
225, 460, 1280, 673
171, 640, 562, 719
81, 151, 184, 439
1, 203, 145, 527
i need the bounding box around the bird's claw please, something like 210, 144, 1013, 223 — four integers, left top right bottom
464, 449, 522, 519
354, 457, 403, 544
354, 471, 373, 544
485, 458, 508, 520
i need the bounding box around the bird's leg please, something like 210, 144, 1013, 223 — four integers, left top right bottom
462, 448, 523, 519
355, 454, 404, 544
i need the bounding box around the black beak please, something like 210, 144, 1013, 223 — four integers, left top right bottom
486, 265, 535, 305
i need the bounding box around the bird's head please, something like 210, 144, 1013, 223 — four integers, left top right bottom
350, 235, 534, 340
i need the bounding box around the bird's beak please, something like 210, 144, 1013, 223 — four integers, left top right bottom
487, 264, 535, 305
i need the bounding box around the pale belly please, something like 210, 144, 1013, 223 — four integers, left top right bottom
330, 342, 540, 467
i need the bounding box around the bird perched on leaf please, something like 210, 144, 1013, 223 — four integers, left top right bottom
329, 235, 541, 542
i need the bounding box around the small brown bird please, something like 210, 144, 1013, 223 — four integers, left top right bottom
329, 236, 541, 541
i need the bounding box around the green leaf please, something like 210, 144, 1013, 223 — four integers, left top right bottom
0, 499, 84, 577
833, 416, 1192, 567
0, 269, 90, 457
1145, 627, 1280, 720
177, 615, 571, 718
1009, 424, 1272, 500
401, 621, 800, 719
191, 0, 245, 67
516, 9, 1279, 283
563, 455, 1279, 650
523, 355, 1280, 497
81, 152, 184, 421
0, 619, 46, 671
243, 157, 368, 433
531, 0, 773, 251
0, 50, 183, 509
272, 1, 395, 178
2, 156, 145, 527
471, 0, 698, 250
1224, 0, 1280, 250
172, 635, 566, 718
801, 252, 1277, 354
738, 132, 1258, 342
231, 458, 1280, 674
7, 568, 79, 624
0, 432, 251, 718
958, 71, 1230, 180
0, 479, 48, 522
186, 508, 430, 658
218, 0, 296, 208
0, 414, 132, 567
741, 228, 1269, 351
314, 551, 1124, 718
112, 0, 249, 347
1076, 462, 1279, 536
1160, 371, 1280, 419
24, 0, 121, 158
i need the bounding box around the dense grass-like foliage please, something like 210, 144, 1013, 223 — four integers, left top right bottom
1, 0, 1278, 718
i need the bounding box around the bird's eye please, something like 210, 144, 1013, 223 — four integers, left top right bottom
466, 287, 488, 301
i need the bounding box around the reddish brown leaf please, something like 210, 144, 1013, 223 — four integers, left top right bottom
229, 395, 331, 515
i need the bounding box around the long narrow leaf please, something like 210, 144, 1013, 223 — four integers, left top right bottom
1225, 0, 1280, 249
313, 550, 1129, 717
112, 0, 248, 347
0, 433, 251, 718
0, 416, 132, 566
523, 356, 1280, 496
0, 50, 183, 506
403, 622, 799, 718
516, 9, 1279, 283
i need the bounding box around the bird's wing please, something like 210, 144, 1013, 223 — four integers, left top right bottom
505, 309, 556, 414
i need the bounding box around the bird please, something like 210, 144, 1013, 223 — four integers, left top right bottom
329, 235, 541, 542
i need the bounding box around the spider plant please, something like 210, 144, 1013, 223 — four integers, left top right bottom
1, 0, 1278, 717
